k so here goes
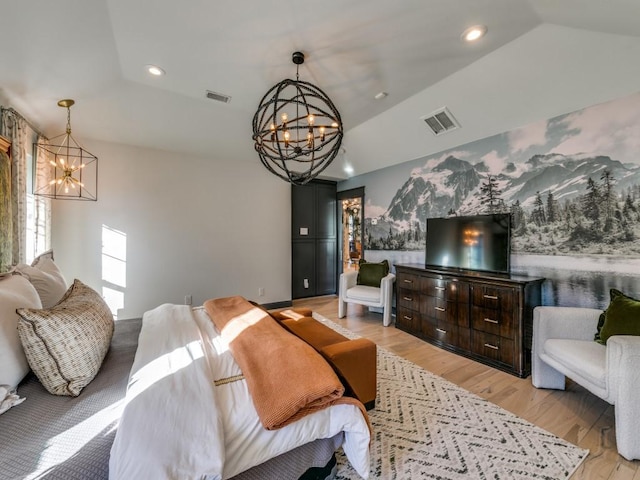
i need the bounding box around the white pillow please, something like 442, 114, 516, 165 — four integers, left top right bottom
16, 255, 67, 308
32, 249, 55, 264
0, 274, 42, 388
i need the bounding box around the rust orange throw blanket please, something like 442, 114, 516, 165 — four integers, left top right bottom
204, 296, 365, 430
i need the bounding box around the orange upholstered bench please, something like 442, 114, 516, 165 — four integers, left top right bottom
270, 309, 377, 410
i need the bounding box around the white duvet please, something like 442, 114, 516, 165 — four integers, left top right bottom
109, 304, 370, 480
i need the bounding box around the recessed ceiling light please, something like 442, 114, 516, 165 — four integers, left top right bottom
145, 64, 165, 76
344, 165, 354, 175
461, 25, 487, 42
374, 92, 388, 100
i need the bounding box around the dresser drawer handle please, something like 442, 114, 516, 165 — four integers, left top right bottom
403, 296, 413, 301
484, 343, 499, 350
483, 318, 498, 324
403, 279, 414, 284
483, 294, 498, 300
435, 307, 445, 312
435, 286, 445, 291
436, 328, 447, 334
403, 315, 412, 321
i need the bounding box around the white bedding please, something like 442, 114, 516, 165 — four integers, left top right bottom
109, 304, 370, 480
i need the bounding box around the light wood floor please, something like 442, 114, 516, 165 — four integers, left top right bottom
290, 295, 640, 480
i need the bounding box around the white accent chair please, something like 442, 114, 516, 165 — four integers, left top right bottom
532, 306, 640, 460
338, 270, 396, 327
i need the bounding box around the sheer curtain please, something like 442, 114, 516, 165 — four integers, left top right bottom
33, 136, 52, 258
0, 108, 52, 264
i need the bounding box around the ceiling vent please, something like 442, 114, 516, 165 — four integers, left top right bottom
420, 107, 460, 136
205, 90, 232, 104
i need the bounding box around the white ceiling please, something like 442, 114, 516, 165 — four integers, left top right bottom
2, 0, 640, 181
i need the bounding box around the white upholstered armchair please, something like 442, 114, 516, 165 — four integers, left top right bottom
532, 306, 640, 460
338, 270, 396, 327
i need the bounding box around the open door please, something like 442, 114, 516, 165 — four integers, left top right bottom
337, 187, 364, 275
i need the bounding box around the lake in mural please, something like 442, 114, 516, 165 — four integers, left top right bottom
354, 91, 640, 309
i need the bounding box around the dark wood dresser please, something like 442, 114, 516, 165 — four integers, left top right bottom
395, 264, 544, 377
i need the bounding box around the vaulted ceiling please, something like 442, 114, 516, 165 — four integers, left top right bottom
2, 0, 640, 181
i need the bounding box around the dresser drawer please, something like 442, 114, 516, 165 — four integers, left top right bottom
396, 308, 421, 333
423, 277, 460, 301
424, 296, 457, 323
471, 331, 514, 366
397, 289, 423, 312
471, 285, 516, 310
471, 305, 514, 338
397, 272, 421, 291
430, 322, 458, 347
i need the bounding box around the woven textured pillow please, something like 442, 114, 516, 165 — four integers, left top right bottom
16, 279, 114, 396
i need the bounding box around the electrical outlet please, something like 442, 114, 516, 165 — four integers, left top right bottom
184, 295, 192, 305
304, 278, 309, 289
258, 287, 265, 297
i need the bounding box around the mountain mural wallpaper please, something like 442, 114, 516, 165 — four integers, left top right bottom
341, 91, 640, 309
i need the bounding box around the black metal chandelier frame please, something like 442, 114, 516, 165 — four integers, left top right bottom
252, 52, 343, 185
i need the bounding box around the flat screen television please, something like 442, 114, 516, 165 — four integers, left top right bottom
425, 213, 511, 275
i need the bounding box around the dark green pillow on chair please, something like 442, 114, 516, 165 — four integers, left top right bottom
596, 289, 640, 345
356, 259, 390, 287
593, 311, 606, 343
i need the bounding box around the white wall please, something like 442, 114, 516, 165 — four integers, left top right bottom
52, 139, 292, 319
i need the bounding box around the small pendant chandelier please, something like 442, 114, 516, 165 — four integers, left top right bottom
34, 99, 98, 201
252, 52, 343, 186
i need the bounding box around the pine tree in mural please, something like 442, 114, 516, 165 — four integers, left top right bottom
510, 200, 526, 234
546, 191, 558, 223
530, 191, 546, 226
601, 169, 615, 232
582, 177, 601, 223
479, 175, 505, 213
623, 193, 637, 221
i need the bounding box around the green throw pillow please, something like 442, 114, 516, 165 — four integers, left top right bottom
357, 259, 390, 287
596, 289, 640, 345
593, 311, 606, 343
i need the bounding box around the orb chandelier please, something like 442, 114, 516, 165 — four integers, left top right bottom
252, 52, 343, 186
34, 99, 98, 201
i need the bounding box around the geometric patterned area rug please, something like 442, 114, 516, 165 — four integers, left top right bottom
313, 314, 589, 480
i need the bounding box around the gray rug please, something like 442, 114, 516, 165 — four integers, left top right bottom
313, 314, 589, 480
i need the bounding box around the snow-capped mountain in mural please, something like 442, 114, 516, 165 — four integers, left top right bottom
378, 153, 640, 224
366, 152, 640, 254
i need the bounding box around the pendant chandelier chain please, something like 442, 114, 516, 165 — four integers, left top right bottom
66, 106, 72, 135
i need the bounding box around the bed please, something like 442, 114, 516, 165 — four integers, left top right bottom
0, 296, 371, 480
